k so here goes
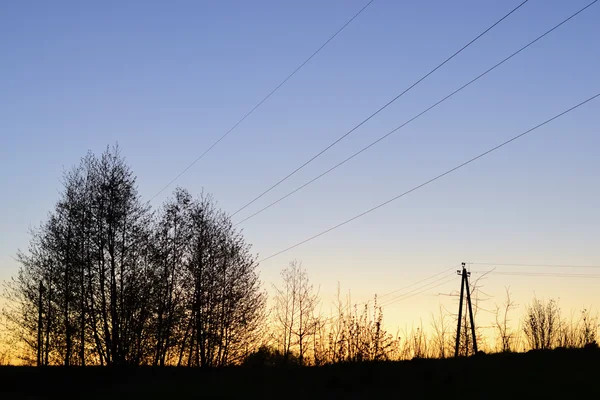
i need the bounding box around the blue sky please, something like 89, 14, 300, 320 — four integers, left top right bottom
1, 0, 599, 334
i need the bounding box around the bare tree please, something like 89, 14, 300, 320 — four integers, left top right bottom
3, 146, 155, 365
556, 308, 599, 349
150, 188, 193, 366
4, 145, 265, 367
172, 189, 266, 367
397, 320, 430, 360
522, 296, 561, 350
272, 260, 319, 365
310, 311, 328, 366
430, 305, 451, 358
578, 308, 598, 347
326, 283, 348, 364
323, 289, 398, 363
493, 286, 518, 352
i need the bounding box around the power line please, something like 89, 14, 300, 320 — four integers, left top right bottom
148, 0, 376, 203
469, 262, 600, 269
377, 266, 459, 301
379, 271, 458, 307
473, 271, 600, 279
233, 0, 597, 226
257, 91, 600, 263
319, 265, 460, 323
230, 0, 530, 217
382, 275, 459, 308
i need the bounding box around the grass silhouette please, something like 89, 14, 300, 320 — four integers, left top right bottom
1, 347, 598, 398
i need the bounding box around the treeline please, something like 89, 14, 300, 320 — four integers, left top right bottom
261, 265, 599, 365
2, 146, 598, 367
2, 145, 265, 366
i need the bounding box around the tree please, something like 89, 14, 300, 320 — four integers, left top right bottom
556, 308, 599, 349
149, 188, 194, 366
4, 145, 265, 366
85, 145, 153, 365
4, 145, 155, 365
272, 260, 319, 365
577, 308, 598, 347
322, 287, 398, 363
164, 189, 266, 367
522, 296, 561, 351
430, 305, 451, 358
493, 286, 518, 352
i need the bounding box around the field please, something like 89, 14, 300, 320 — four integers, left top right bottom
1, 348, 598, 399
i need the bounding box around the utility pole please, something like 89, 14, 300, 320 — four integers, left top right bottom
454, 265, 465, 357
454, 263, 478, 357
464, 264, 478, 354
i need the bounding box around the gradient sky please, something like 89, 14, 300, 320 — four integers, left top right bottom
1, 0, 599, 344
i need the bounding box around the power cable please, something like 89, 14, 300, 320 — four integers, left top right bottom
381, 272, 456, 307
148, 0, 376, 202
233, 0, 597, 225
318, 265, 460, 323
257, 91, 600, 263
469, 262, 600, 269
473, 271, 600, 279
231, 0, 530, 217
382, 276, 459, 308
380, 271, 458, 307
376, 266, 459, 301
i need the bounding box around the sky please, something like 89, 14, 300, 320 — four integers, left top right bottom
1, 0, 599, 344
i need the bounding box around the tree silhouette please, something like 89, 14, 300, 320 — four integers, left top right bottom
523, 297, 561, 351
3, 145, 265, 366
272, 260, 319, 365
493, 286, 518, 352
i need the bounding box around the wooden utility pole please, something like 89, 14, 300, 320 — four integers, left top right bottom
464, 265, 478, 354
454, 265, 465, 357
454, 263, 478, 357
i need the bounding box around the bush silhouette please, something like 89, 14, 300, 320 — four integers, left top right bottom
584, 341, 598, 351
243, 346, 300, 367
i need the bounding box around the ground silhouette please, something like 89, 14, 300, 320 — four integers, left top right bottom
0, 348, 598, 398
